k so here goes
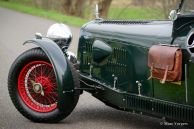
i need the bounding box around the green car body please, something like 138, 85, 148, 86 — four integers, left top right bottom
76, 0, 194, 123
8, 0, 194, 125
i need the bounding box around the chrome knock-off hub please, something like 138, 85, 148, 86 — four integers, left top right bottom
33, 83, 42, 94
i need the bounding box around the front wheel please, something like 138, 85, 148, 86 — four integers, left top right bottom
8, 48, 80, 123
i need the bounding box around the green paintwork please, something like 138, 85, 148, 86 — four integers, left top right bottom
24, 38, 75, 111
78, 20, 173, 96
77, 1, 194, 123
92, 40, 113, 64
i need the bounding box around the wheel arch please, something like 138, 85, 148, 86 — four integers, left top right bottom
24, 38, 75, 111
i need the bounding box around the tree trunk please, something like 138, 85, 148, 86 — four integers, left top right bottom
74, 0, 85, 17
98, 0, 112, 18
63, 0, 85, 17
63, 0, 72, 14
132, 0, 144, 7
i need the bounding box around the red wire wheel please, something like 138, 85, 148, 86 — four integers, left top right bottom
18, 61, 57, 113
8, 48, 80, 122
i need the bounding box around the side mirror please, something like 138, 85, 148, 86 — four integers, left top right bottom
169, 10, 178, 21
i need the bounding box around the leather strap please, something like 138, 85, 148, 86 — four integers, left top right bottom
148, 65, 153, 80
161, 65, 169, 84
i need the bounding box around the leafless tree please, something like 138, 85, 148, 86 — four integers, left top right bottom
98, 0, 112, 18
132, 0, 144, 7
63, 0, 86, 17
161, 0, 179, 18
10, 0, 111, 19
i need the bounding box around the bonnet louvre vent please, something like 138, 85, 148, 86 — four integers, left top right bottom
100, 20, 150, 25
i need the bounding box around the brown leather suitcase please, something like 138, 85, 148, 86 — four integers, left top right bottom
148, 45, 182, 83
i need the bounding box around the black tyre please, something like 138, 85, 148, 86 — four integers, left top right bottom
8, 48, 80, 123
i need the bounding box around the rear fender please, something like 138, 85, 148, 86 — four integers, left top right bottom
24, 38, 75, 111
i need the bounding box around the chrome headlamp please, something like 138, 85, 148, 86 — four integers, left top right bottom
46, 23, 72, 50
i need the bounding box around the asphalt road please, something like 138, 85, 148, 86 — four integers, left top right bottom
0, 7, 190, 129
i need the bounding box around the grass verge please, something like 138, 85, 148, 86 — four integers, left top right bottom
0, 1, 88, 27
0, 0, 165, 27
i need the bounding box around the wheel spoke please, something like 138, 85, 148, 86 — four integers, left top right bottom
18, 61, 57, 112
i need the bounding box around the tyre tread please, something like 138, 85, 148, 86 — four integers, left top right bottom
8, 48, 79, 123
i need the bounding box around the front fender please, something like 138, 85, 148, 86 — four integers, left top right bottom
24, 38, 74, 110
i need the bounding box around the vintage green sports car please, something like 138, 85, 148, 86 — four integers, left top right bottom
7, 0, 194, 125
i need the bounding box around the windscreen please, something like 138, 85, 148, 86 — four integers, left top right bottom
181, 0, 194, 13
